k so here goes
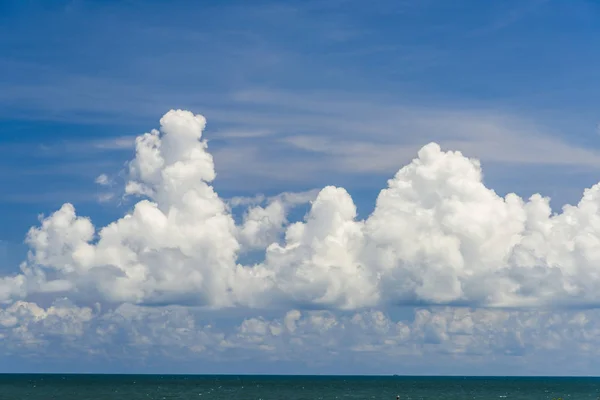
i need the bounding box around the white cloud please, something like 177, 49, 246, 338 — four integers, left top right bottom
31, 137, 137, 155
2, 300, 600, 374
96, 193, 115, 203
215, 129, 276, 139
92, 136, 136, 150
236, 189, 319, 250
95, 174, 110, 186
5, 109, 600, 314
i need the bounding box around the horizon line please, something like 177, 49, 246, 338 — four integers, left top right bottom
1, 373, 599, 378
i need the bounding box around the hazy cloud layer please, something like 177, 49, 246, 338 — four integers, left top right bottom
2, 300, 599, 375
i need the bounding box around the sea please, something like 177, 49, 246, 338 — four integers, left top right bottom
0, 374, 598, 400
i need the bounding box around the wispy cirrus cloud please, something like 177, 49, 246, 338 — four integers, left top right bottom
204, 89, 600, 189
3, 84, 599, 201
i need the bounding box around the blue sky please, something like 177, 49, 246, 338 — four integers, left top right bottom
3, 0, 600, 374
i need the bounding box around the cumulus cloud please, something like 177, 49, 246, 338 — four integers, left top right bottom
4, 109, 600, 312
236, 189, 319, 250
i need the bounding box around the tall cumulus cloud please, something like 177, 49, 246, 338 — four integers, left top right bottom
2, 109, 600, 311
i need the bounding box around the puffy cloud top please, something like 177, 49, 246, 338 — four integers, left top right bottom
3, 109, 600, 311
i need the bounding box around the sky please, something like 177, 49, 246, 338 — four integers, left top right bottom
3, 0, 600, 375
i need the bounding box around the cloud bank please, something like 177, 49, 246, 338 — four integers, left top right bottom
2, 299, 599, 375
2, 109, 600, 313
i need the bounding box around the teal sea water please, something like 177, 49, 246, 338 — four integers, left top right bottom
1, 375, 599, 400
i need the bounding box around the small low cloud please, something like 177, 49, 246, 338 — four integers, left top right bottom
95, 174, 110, 186
92, 136, 136, 150
96, 193, 115, 203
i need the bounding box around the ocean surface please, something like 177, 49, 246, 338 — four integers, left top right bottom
0, 374, 599, 400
